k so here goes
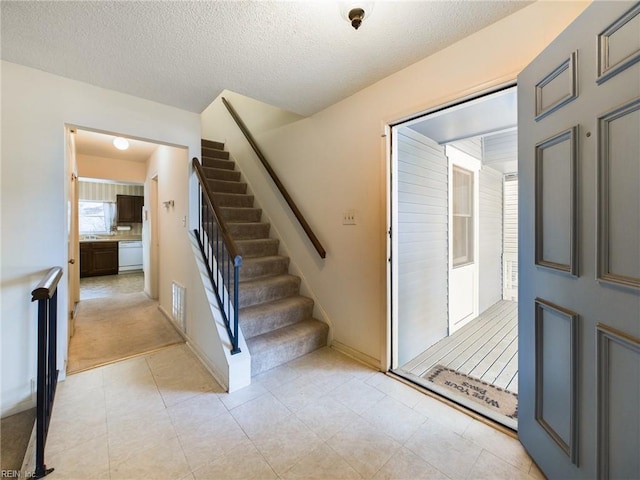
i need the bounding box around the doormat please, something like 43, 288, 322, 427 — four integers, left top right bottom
423, 365, 518, 419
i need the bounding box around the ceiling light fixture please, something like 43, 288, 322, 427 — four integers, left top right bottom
340, 2, 373, 30
113, 137, 130, 150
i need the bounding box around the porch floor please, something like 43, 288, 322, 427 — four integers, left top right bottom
400, 300, 518, 393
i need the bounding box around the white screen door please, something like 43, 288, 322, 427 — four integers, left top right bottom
518, 2, 640, 478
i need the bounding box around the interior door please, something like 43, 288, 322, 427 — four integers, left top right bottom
518, 2, 640, 478
67, 128, 80, 338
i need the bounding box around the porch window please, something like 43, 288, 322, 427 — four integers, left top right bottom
452, 166, 474, 266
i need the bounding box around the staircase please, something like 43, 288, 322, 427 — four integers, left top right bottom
201, 139, 329, 375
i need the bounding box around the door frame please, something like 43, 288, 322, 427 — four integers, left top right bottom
385, 80, 517, 371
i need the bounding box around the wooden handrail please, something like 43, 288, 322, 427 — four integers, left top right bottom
221, 97, 327, 259
31, 267, 63, 301
192, 157, 242, 263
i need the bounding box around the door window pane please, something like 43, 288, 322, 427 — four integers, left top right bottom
453, 166, 474, 266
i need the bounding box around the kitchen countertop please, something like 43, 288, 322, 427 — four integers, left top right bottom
80, 236, 142, 243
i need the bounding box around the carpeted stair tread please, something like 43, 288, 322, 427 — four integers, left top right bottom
235, 238, 279, 257
203, 157, 236, 170
220, 207, 262, 223
246, 318, 329, 375
202, 139, 224, 150
240, 255, 289, 281
226, 222, 270, 240
212, 192, 254, 207
202, 146, 230, 160
207, 179, 247, 194
238, 274, 300, 308
240, 296, 314, 339
202, 167, 241, 182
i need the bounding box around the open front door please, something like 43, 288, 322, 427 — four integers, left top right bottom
518, 2, 640, 478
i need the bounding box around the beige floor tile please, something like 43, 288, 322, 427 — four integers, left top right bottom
177, 410, 248, 471
326, 377, 385, 414
280, 443, 362, 480
102, 355, 154, 385
294, 396, 361, 441
110, 435, 190, 480
46, 398, 107, 456
413, 394, 474, 435
371, 447, 449, 480
405, 419, 483, 480
359, 394, 428, 443
229, 392, 292, 436
250, 415, 323, 475
167, 391, 228, 435
219, 382, 269, 410
58, 368, 104, 394
46, 434, 110, 480
104, 377, 166, 417
326, 417, 402, 479
253, 363, 303, 391
367, 374, 426, 408
462, 420, 532, 473
271, 375, 329, 412
467, 449, 532, 480
192, 440, 277, 480
107, 406, 178, 465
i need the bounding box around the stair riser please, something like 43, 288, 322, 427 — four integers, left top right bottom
207, 180, 247, 194
203, 158, 235, 170
240, 299, 313, 338
236, 240, 279, 257
212, 193, 254, 208
247, 323, 329, 376
203, 168, 241, 182
220, 208, 262, 223
227, 223, 270, 240
239, 278, 300, 308
240, 258, 289, 281
202, 139, 224, 150
202, 147, 230, 160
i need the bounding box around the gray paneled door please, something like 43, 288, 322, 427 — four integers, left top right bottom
518, 2, 640, 479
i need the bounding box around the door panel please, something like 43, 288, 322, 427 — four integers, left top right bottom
518, 2, 640, 478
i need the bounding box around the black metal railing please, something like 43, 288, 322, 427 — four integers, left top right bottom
30, 266, 63, 479
192, 157, 242, 354
221, 97, 327, 259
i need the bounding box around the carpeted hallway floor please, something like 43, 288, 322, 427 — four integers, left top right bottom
68, 290, 184, 374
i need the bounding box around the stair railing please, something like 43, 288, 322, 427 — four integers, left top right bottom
192, 157, 242, 354
30, 266, 63, 479
221, 97, 327, 259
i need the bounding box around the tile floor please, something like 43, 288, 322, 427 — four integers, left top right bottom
46, 344, 544, 480
80, 272, 144, 300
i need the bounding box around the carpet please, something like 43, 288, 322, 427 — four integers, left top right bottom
68, 292, 184, 374
424, 365, 518, 419
1, 408, 35, 472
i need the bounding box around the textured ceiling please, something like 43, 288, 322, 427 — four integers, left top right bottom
1, 1, 530, 116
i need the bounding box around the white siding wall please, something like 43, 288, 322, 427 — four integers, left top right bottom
479, 165, 504, 313
503, 176, 519, 300
397, 128, 449, 366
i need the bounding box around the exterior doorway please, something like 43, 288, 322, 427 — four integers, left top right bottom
389, 85, 519, 428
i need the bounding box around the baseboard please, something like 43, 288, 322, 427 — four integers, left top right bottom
331, 340, 381, 371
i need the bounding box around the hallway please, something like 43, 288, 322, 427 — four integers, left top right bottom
45, 344, 542, 479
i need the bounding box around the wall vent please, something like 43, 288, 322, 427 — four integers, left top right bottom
172, 282, 186, 332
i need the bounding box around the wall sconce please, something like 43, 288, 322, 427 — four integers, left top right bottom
162, 200, 174, 209
340, 2, 373, 30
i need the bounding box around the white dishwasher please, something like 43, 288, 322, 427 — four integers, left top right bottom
118, 241, 143, 272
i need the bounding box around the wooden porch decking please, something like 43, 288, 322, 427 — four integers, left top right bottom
400, 300, 519, 393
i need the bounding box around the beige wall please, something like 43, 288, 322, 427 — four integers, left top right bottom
202, 1, 591, 367
77, 154, 148, 183
0, 61, 200, 416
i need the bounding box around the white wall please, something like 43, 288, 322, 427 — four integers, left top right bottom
0, 61, 200, 416
201, 1, 590, 367
478, 166, 504, 313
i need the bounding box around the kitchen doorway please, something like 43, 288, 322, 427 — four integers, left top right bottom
389, 85, 519, 428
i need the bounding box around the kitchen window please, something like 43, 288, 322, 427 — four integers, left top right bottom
79, 201, 115, 234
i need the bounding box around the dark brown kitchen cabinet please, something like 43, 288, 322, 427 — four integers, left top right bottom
116, 195, 144, 223
80, 241, 118, 277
